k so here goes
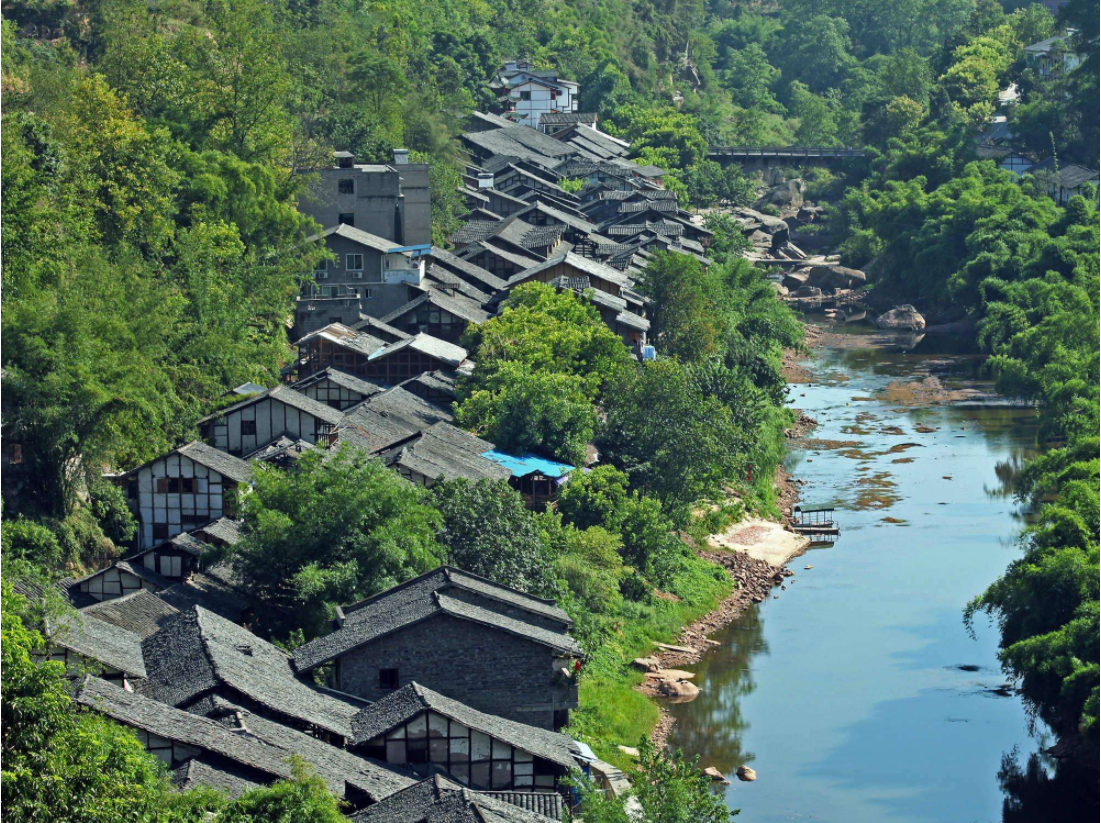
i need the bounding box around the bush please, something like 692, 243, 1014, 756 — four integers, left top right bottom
88, 475, 137, 546
1, 519, 64, 568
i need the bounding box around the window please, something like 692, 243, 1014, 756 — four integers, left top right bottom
240, 420, 257, 436
519, 91, 531, 101
379, 668, 399, 690
315, 260, 328, 279
347, 254, 363, 272
156, 478, 170, 494
180, 477, 196, 494
338, 179, 355, 194
338, 213, 355, 226
360, 288, 373, 300
153, 523, 169, 541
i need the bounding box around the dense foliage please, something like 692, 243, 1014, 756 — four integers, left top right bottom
230, 444, 445, 634
0, 581, 347, 821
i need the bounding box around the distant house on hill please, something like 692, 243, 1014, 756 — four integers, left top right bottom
491, 60, 580, 130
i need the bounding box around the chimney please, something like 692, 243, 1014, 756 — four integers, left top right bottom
477, 172, 494, 189
392, 148, 410, 165
336, 150, 355, 169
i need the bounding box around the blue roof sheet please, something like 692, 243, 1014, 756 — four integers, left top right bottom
480, 450, 575, 478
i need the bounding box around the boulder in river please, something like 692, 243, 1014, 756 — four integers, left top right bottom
782, 271, 809, 290
658, 679, 700, 700
793, 284, 823, 298
876, 304, 926, 331
702, 766, 729, 783
736, 765, 757, 782
632, 656, 662, 672
806, 264, 866, 291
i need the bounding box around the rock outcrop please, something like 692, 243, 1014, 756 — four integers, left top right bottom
876, 304, 926, 331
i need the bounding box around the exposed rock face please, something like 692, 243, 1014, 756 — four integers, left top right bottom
805, 264, 866, 291
753, 178, 805, 213
782, 271, 809, 290
632, 656, 662, 672
876, 304, 926, 331
736, 765, 757, 782
793, 284, 823, 298
731, 207, 790, 250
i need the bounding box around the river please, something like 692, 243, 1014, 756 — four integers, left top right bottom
664, 327, 1080, 822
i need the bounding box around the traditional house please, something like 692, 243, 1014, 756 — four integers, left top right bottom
293, 567, 582, 731
374, 424, 511, 487
1024, 34, 1083, 78
489, 63, 580, 130
480, 451, 576, 511
71, 560, 174, 603
1026, 157, 1100, 204
72, 677, 415, 808
198, 385, 344, 456
380, 291, 491, 344
350, 683, 580, 793
139, 606, 364, 744
294, 323, 468, 386
349, 775, 563, 823
45, 610, 148, 689
292, 367, 385, 410
121, 441, 251, 549
538, 111, 597, 135
79, 590, 180, 639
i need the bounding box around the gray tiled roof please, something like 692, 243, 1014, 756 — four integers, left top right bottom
306, 223, 408, 255
171, 756, 264, 797
139, 606, 360, 739
351, 683, 578, 769
382, 291, 491, 326
397, 370, 459, 401
539, 111, 597, 126
377, 424, 509, 484
79, 590, 180, 639
294, 567, 575, 673
293, 367, 386, 401
176, 442, 254, 484
508, 251, 630, 290
48, 610, 147, 678
349, 775, 562, 823
74, 676, 414, 802
202, 385, 345, 428
72, 559, 175, 591
429, 247, 508, 292
350, 315, 413, 343
295, 323, 391, 359
193, 517, 243, 547
155, 571, 260, 626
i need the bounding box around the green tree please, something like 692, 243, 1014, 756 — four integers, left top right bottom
230, 444, 444, 635
433, 478, 556, 595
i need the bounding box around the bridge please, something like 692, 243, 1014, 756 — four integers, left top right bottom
708, 146, 867, 168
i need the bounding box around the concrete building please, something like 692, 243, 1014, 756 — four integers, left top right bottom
299, 150, 431, 246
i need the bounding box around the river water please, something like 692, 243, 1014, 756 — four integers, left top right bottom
665, 331, 1072, 823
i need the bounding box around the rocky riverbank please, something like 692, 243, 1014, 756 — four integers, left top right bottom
647, 545, 795, 747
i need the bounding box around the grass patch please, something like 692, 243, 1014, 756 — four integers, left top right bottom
566, 551, 732, 769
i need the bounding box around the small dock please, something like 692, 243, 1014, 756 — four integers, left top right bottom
791, 505, 840, 543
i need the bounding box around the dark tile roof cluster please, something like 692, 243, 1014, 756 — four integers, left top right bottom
139, 605, 360, 739
47, 610, 148, 679
350, 683, 577, 770
349, 775, 561, 823
538, 111, 597, 126
170, 756, 263, 797
79, 590, 180, 639
73, 677, 414, 803
293, 367, 386, 401
294, 566, 577, 673
376, 423, 510, 484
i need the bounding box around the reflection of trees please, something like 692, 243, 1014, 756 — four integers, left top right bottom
664, 606, 769, 773
987, 452, 1028, 500
998, 747, 1099, 822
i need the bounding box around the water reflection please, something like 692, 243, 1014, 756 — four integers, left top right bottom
662, 335, 1062, 823
664, 605, 768, 772
998, 747, 1099, 822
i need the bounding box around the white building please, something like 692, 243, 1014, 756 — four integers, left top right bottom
492, 60, 580, 130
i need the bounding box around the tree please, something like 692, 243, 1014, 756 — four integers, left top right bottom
635, 252, 733, 363
600, 359, 748, 518
220, 759, 346, 823
230, 444, 444, 635
573, 737, 737, 822
433, 478, 556, 595
0, 582, 216, 822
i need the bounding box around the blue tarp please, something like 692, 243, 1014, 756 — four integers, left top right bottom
481, 449, 575, 479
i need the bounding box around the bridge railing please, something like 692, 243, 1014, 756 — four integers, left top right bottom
708, 146, 866, 158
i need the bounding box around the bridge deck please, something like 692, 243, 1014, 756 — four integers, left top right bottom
709, 146, 866, 159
